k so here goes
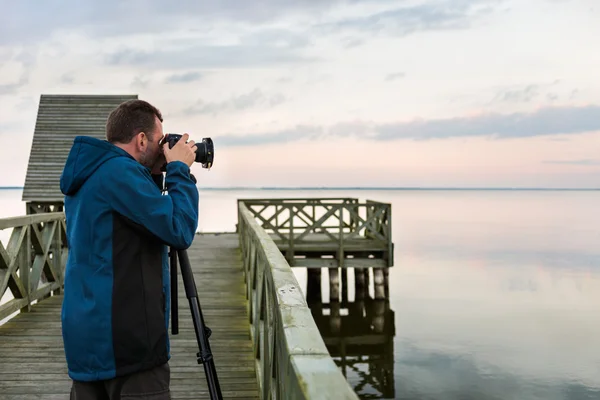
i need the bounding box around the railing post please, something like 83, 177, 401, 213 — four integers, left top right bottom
20, 224, 32, 313
338, 206, 348, 303
287, 204, 294, 266
53, 220, 63, 295
338, 206, 344, 268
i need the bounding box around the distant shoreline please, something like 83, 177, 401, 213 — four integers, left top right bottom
2, 187, 598, 191
194, 187, 600, 191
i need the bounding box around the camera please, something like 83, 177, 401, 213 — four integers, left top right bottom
163, 133, 214, 169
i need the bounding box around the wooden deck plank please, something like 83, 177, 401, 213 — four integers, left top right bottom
0, 233, 259, 399
269, 232, 388, 251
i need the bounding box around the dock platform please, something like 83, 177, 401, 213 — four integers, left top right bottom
240, 198, 393, 269
0, 233, 259, 399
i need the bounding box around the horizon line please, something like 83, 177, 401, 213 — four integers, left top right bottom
2, 186, 599, 191
197, 187, 600, 191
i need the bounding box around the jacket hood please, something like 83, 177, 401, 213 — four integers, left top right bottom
60, 136, 133, 196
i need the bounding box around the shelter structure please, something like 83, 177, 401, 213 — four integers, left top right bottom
21, 94, 137, 214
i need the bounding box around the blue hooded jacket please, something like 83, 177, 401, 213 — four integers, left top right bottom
59, 136, 199, 381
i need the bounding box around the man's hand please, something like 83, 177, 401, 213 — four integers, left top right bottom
163, 133, 197, 167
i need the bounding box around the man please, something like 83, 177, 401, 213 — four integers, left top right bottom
59, 99, 199, 399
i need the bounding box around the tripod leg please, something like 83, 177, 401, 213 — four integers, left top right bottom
170, 250, 178, 335
175, 248, 223, 400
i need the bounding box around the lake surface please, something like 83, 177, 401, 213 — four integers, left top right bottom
1, 188, 599, 399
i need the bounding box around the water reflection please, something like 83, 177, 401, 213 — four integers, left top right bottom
305, 269, 396, 399
302, 261, 600, 400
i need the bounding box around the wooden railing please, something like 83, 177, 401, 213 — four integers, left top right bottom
0, 212, 67, 321
239, 198, 393, 268
237, 201, 359, 399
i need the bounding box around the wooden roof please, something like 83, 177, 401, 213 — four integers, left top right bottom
22, 94, 138, 202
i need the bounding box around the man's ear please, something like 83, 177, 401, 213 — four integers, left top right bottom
136, 132, 147, 150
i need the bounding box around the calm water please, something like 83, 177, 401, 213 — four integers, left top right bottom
1, 188, 599, 399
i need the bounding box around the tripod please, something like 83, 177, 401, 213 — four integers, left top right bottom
169, 247, 223, 400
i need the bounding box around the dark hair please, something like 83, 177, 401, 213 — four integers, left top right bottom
106, 99, 163, 143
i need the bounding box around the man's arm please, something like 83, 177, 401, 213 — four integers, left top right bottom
105, 159, 199, 249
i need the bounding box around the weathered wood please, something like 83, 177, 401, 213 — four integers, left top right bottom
239, 198, 393, 269
22, 94, 138, 203
0, 213, 66, 321
0, 233, 259, 399
237, 202, 359, 399
292, 258, 387, 269
0, 212, 65, 231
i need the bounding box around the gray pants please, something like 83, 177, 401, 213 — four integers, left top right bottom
70, 362, 171, 399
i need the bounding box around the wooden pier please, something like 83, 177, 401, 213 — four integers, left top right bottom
0, 230, 258, 399
0, 94, 395, 399
241, 198, 393, 301
240, 198, 393, 269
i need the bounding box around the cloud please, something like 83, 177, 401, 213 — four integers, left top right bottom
100, 22, 318, 71
543, 159, 600, 166
0, 1, 301, 44
218, 125, 324, 146
165, 72, 204, 84
316, 0, 502, 37
341, 37, 364, 48
0, 119, 28, 136
183, 88, 286, 116
59, 73, 75, 84
0, 0, 395, 46
217, 104, 600, 146
131, 76, 150, 89
0, 122, 12, 133
105, 44, 317, 70
2, 0, 504, 50
0, 49, 36, 95
490, 80, 562, 104
385, 72, 406, 81
240, 28, 312, 49
0, 73, 28, 95
373, 104, 600, 140
494, 84, 540, 103
1, 0, 505, 85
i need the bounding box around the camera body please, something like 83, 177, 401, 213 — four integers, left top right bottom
163, 133, 214, 169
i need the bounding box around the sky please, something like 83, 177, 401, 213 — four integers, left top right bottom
1, 0, 599, 188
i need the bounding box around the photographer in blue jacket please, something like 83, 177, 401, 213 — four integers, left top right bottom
59, 99, 199, 399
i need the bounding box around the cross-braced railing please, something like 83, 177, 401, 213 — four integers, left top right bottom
239, 198, 393, 268
0, 212, 67, 321
237, 201, 359, 399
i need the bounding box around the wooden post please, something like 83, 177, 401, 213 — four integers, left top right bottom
341, 268, 348, 304
52, 220, 62, 295
338, 205, 344, 268
19, 225, 32, 313
354, 268, 366, 300
384, 267, 389, 298
374, 269, 385, 300
365, 267, 371, 298
306, 268, 322, 304
371, 299, 386, 333
288, 204, 294, 266
329, 300, 341, 335
329, 267, 339, 302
